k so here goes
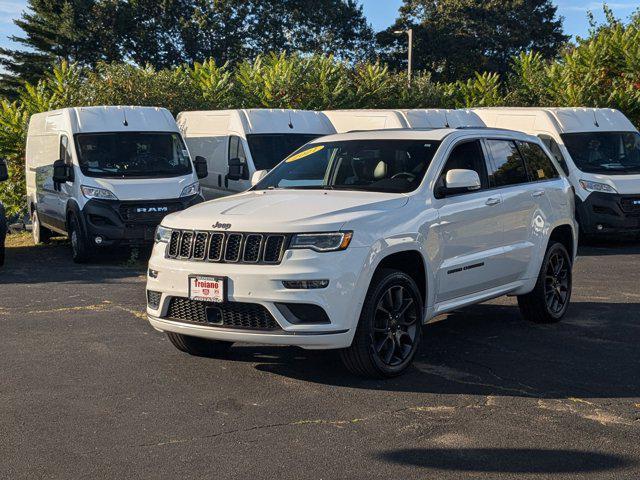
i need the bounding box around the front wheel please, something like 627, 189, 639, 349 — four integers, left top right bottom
340, 269, 423, 378
166, 332, 233, 357
518, 241, 572, 323
69, 214, 92, 263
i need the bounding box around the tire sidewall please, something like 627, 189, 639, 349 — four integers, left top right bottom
32, 211, 41, 244
69, 214, 90, 263
362, 270, 423, 376
541, 242, 572, 319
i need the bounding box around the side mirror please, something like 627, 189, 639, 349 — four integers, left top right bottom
194, 155, 208, 179
251, 169, 268, 187
227, 157, 246, 181
0, 159, 8, 182
445, 169, 481, 191
53, 159, 69, 184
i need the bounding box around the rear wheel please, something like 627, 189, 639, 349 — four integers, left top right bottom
340, 269, 422, 378
166, 332, 233, 357
32, 210, 52, 245
518, 241, 572, 323
69, 214, 92, 263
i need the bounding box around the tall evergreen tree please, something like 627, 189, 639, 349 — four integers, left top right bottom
377, 0, 569, 81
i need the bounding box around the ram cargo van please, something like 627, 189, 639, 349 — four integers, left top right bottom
26, 106, 207, 263
177, 109, 335, 199
473, 108, 640, 238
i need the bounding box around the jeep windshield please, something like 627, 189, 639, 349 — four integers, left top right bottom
253, 139, 441, 193
75, 132, 193, 178
246, 133, 322, 171
561, 131, 640, 174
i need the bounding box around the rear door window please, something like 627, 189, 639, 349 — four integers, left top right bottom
517, 141, 560, 181
486, 139, 529, 187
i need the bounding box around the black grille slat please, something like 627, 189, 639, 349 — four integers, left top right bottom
264, 235, 285, 263
165, 297, 281, 331
167, 230, 287, 264
620, 196, 640, 214
147, 290, 162, 309
224, 234, 243, 262
243, 234, 262, 262
193, 232, 208, 260
168, 231, 181, 257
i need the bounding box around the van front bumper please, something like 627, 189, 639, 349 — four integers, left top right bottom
80, 195, 203, 246
576, 193, 640, 236
146, 244, 372, 350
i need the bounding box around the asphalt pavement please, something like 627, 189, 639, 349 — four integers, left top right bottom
1, 236, 639, 479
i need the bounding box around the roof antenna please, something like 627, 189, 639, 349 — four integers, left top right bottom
592, 109, 599, 127
287, 111, 294, 129
123, 108, 129, 127
444, 110, 450, 128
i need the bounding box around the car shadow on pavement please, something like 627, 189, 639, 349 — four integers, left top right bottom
375, 448, 634, 474
578, 238, 640, 256
230, 301, 639, 399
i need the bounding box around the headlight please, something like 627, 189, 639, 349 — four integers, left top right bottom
290, 232, 353, 252
579, 179, 618, 194
180, 182, 200, 197
81, 185, 118, 200
155, 225, 172, 243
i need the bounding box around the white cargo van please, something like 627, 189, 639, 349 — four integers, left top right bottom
323, 109, 408, 133
177, 109, 335, 199
473, 108, 640, 238
26, 106, 207, 263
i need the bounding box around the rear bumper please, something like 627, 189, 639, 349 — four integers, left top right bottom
576, 193, 640, 235
80, 195, 203, 246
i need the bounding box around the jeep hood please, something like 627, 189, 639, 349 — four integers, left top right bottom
162, 190, 409, 232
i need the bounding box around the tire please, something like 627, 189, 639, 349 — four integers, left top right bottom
68, 214, 92, 263
166, 332, 233, 358
0, 233, 5, 267
32, 210, 52, 245
518, 241, 572, 324
340, 268, 423, 378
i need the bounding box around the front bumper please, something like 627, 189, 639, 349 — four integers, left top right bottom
146, 243, 372, 350
576, 193, 640, 235
81, 195, 203, 246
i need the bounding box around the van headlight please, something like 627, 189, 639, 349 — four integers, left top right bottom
180, 182, 200, 197
290, 232, 353, 252
155, 225, 172, 243
81, 185, 118, 200
579, 180, 617, 194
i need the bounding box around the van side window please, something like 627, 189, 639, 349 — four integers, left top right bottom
60, 135, 72, 164
516, 141, 560, 181
486, 139, 529, 187
437, 140, 489, 194
539, 135, 569, 175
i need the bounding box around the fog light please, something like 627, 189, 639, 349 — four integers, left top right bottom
597, 224, 604, 231
94, 235, 104, 245
282, 280, 329, 289
148, 269, 159, 279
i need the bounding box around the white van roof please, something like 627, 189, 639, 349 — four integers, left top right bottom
28, 106, 178, 135
322, 109, 409, 133
177, 109, 335, 136
472, 107, 637, 134
399, 109, 486, 129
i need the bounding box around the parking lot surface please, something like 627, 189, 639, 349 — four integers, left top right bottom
1, 236, 639, 479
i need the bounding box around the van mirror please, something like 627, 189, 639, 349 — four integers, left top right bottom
53, 159, 68, 184
445, 169, 481, 192
194, 156, 208, 179
227, 157, 246, 181
251, 169, 268, 187
0, 159, 8, 182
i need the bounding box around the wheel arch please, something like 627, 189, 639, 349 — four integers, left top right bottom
548, 223, 576, 262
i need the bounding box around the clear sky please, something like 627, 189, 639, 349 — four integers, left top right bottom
1, 0, 638, 52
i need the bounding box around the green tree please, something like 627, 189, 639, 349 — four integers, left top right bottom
378, 0, 568, 81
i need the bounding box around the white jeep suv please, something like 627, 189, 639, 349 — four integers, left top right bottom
146, 128, 577, 377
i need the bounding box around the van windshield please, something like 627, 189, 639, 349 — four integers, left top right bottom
246, 134, 321, 171
253, 139, 441, 193
561, 131, 640, 174
75, 132, 192, 178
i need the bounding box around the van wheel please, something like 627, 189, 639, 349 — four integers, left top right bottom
32, 210, 52, 244
340, 268, 422, 378
69, 214, 91, 263
518, 241, 572, 323
166, 332, 233, 357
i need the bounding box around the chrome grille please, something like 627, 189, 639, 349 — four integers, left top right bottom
166, 230, 288, 264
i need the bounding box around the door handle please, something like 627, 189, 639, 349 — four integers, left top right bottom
532, 190, 546, 197
485, 197, 501, 206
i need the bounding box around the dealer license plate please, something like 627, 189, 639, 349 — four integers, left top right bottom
189, 276, 225, 303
